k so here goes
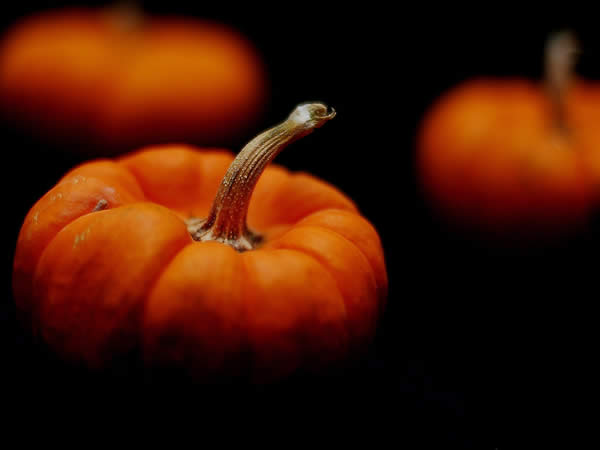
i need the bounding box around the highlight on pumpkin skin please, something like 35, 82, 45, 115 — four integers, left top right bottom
187, 102, 337, 251
0, 4, 267, 153
12, 103, 387, 381
417, 31, 600, 237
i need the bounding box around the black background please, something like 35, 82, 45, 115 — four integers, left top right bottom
0, 1, 596, 446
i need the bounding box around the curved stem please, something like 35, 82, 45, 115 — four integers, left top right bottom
188, 102, 336, 251
545, 31, 579, 132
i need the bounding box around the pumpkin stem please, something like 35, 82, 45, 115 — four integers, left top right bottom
545, 31, 579, 133
187, 102, 336, 251
104, 1, 144, 32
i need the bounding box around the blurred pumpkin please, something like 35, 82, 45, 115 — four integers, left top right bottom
12, 103, 387, 381
417, 32, 600, 235
0, 5, 267, 153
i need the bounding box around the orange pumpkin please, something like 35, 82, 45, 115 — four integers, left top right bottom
13, 103, 387, 381
417, 32, 600, 235
0, 5, 266, 153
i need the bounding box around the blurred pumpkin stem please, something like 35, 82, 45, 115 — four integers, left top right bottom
104, 1, 144, 32
187, 102, 336, 251
545, 30, 579, 134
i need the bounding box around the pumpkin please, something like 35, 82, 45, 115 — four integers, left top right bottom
0, 5, 266, 153
12, 103, 387, 381
417, 32, 600, 235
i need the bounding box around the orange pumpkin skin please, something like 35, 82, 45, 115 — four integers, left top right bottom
417, 78, 600, 234
13, 145, 387, 380
0, 8, 266, 152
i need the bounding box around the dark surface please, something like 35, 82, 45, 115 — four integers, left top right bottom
1, 1, 594, 445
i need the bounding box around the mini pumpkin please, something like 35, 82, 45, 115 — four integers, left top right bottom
417, 32, 600, 235
0, 5, 266, 153
13, 103, 387, 381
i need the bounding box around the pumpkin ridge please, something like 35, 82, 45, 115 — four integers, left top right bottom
57, 160, 146, 200
263, 247, 354, 362
142, 242, 254, 379
12, 175, 143, 317
141, 241, 221, 335
60, 175, 142, 205
116, 154, 172, 201
246, 173, 358, 231
235, 248, 259, 377
274, 225, 379, 296
25, 193, 131, 268
127, 230, 194, 366
33, 201, 191, 282
57, 158, 113, 178
116, 147, 231, 213
291, 211, 387, 298
27, 206, 113, 332
241, 248, 350, 379
290, 172, 359, 213
261, 246, 349, 321
286, 172, 359, 220
33, 202, 192, 366
269, 227, 379, 344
